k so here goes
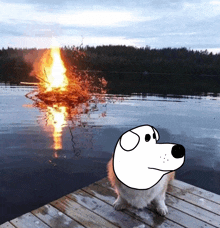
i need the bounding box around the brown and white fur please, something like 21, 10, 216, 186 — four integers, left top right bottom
107, 157, 175, 216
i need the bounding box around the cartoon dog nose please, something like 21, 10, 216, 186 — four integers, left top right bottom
171, 144, 185, 158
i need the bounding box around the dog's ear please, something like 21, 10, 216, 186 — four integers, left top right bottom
152, 127, 160, 141
119, 130, 140, 151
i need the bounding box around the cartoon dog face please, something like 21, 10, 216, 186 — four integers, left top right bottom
113, 125, 185, 190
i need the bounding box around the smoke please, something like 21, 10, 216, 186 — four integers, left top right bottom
23, 49, 51, 80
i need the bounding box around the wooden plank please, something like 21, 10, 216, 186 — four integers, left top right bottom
32, 204, 84, 228
67, 189, 149, 228
167, 184, 220, 215
83, 182, 116, 206
148, 204, 217, 228
3, 177, 220, 228
95, 177, 113, 189
20, 82, 39, 85
82, 182, 184, 228
171, 179, 220, 204
51, 196, 119, 228
165, 194, 220, 227
96, 176, 220, 214
0, 222, 16, 228
10, 213, 50, 228
95, 178, 219, 228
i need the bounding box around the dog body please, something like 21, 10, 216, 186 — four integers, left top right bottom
108, 158, 174, 215
107, 125, 185, 216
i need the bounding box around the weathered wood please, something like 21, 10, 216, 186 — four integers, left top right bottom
0, 222, 15, 228
83, 180, 219, 228
67, 189, 149, 228
10, 213, 50, 228
94, 177, 113, 189
82, 182, 184, 228
51, 196, 119, 228
20, 82, 39, 85
165, 194, 220, 227
95, 177, 220, 228
2, 177, 220, 228
83, 182, 116, 205
167, 184, 220, 215
171, 179, 220, 204
32, 204, 84, 228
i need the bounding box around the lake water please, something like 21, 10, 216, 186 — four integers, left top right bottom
0, 85, 220, 224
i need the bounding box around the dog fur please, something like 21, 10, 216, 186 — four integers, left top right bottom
107, 157, 175, 216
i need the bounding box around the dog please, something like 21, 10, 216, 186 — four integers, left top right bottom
107, 125, 185, 216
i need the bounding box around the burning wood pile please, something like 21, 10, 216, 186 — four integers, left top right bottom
26, 45, 107, 118
24, 44, 123, 153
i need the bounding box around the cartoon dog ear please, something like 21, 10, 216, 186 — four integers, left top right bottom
119, 130, 140, 151
152, 127, 160, 141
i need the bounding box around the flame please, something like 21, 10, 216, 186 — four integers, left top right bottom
45, 46, 68, 91
25, 39, 109, 159
47, 105, 67, 151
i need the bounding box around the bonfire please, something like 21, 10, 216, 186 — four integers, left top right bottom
24, 44, 125, 153
24, 44, 108, 153
26, 45, 107, 119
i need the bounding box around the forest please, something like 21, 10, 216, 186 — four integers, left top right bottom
1, 45, 220, 95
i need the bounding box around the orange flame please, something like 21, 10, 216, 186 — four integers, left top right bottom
25, 39, 110, 159
45, 46, 68, 91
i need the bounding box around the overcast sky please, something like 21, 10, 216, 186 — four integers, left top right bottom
1, 0, 220, 52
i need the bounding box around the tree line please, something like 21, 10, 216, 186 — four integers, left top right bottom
1, 45, 220, 95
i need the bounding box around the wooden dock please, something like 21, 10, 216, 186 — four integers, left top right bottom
1, 177, 220, 228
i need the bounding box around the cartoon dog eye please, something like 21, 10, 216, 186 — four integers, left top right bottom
120, 130, 140, 151
145, 134, 151, 142
152, 127, 160, 141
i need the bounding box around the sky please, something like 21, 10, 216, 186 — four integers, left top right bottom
1, 0, 220, 53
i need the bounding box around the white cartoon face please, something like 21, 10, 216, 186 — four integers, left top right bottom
113, 125, 185, 190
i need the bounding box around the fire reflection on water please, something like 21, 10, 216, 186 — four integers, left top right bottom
44, 102, 107, 158
25, 42, 122, 158
47, 105, 67, 152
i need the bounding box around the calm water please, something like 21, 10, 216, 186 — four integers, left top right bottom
0, 85, 220, 224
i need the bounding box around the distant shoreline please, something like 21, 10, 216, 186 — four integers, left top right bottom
0, 45, 220, 95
